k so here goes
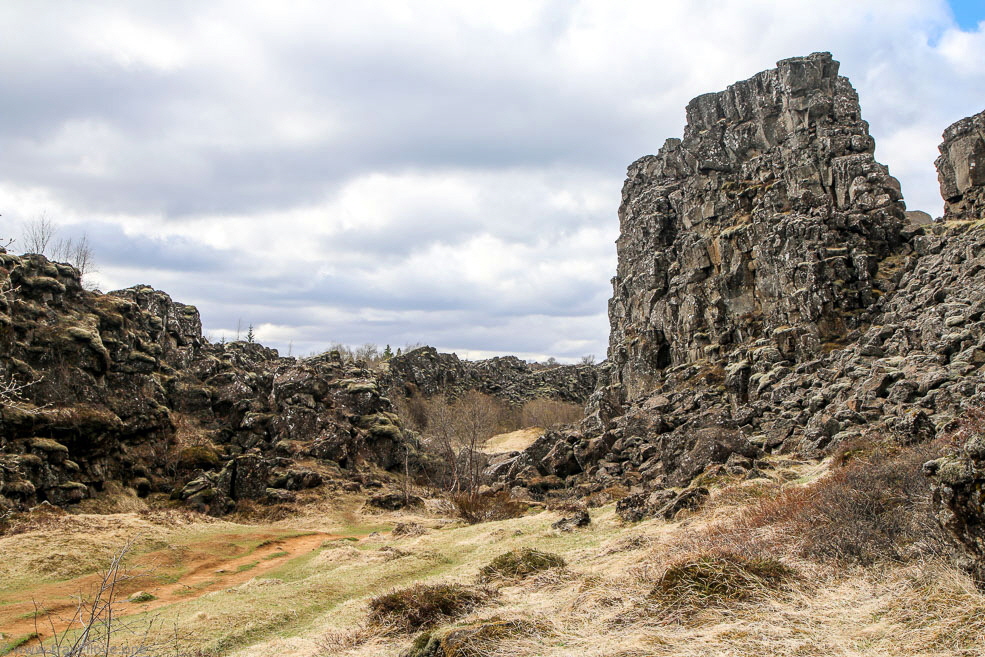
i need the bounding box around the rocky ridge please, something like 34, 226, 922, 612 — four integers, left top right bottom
380, 346, 598, 405
489, 54, 985, 527
0, 257, 420, 514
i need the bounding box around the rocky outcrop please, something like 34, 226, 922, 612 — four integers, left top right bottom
0, 252, 418, 514
380, 346, 598, 404
924, 108, 985, 588
608, 51, 904, 395
937, 108, 985, 221
924, 418, 985, 588
492, 56, 985, 513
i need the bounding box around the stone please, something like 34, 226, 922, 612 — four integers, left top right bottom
937, 108, 985, 221
380, 346, 598, 404
551, 509, 590, 531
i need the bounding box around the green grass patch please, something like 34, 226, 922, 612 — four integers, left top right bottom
1, 632, 38, 656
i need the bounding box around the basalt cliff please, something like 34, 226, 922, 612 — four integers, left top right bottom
490, 54, 985, 562
3, 51, 985, 584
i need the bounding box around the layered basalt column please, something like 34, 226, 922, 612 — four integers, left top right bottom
937, 108, 985, 221
607, 52, 906, 396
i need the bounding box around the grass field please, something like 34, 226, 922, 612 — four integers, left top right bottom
1, 458, 983, 657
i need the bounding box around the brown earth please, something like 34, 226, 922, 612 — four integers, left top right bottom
0, 529, 341, 647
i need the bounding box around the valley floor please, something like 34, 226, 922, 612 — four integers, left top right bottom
2, 460, 983, 657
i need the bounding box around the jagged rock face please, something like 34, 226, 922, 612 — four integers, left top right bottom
381, 346, 598, 404
493, 63, 985, 516
925, 422, 985, 588
608, 52, 905, 397
937, 108, 985, 221
0, 252, 417, 513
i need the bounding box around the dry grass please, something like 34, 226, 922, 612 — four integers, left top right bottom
648, 550, 795, 617
478, 548, 566, 583
367, 583, 491, 632
481, 427, 544, 454
4, 445, 984, 657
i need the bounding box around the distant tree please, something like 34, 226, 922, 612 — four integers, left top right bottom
396, 347, 402, 357
246, 324, 255, 343
22, 213, 55, 255
52, 233, 95, 283
580, 354, 596, 365
382, 344, 394, 360
21, 214, 97, 286
545, 357, 558, 367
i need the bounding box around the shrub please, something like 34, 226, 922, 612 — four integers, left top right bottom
478, 548, 566, 582
519, 398, 583, 429
451, 491, 526, 524
692, 440, 951, 565
367, 583, 490, 632
650, 550, 794, 610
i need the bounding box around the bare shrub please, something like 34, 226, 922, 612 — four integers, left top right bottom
22, 213, 56, 255
52, 233, 96, 283
20, 214, 97, 286
30, 539, 183, 656
451, 491, 526, 524
519, 398, 583, 429
406, 391, 506, 494
691, 440, 952, 565
367, 583, 490, 632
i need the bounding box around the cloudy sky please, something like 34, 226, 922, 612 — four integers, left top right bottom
1, 1, 983, 361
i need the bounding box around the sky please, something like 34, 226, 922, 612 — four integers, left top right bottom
1, 1, 984, 362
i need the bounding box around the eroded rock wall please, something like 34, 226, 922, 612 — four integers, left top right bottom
492, 57, 985, 509
609, 52, 904, 397
381, 346, 598, 405
937, 108, 985, 221
0, 253, 418, 514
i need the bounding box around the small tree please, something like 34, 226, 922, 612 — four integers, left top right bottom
20, 214, 97, 286
382, 344, 394, 360
22, 212, 56, 255
246, 324, 255, 343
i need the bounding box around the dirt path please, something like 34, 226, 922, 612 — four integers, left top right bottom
1, 531, 339, 648
482, 427, 543, 454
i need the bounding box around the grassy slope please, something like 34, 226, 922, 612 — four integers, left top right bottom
2, 462, 984, 657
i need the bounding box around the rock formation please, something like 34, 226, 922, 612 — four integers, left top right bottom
937, 108, 985, 221
924, 109, 985, 588
609, 51, 904, 394
491, 55, 985, 513
380, 346, 598, 405
0, 253, 419, 514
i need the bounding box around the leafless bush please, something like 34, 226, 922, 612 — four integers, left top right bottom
519, 398, 583, 429
52, 233, 96, 283
451, 491, 526, 524
31, 539, 185, 656
0, 373, 43, 413
22, 212, 56, 255
20, 214, 97, 285
690, 440, 952, 565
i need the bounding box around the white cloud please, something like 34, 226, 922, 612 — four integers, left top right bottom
1, 0, 983, 361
